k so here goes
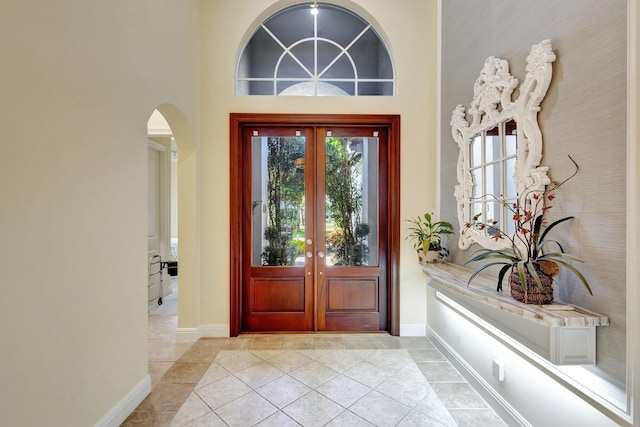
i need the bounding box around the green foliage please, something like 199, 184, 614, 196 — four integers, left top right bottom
261, 226, 298, 266
261, 137, 305, 266
405, 212, 454, 252
326, 224, 370, 266
325, 137, 370, 266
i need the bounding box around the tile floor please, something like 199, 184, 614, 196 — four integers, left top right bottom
122, 280, 508, 427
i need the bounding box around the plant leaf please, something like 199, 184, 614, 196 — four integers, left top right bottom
516, 261, 527, 295
538, 240, 565, 254
550, 258, 593, 295
538, 216, 574, 244
525, 261, 544, 290
539, 252, 585, 263
532, 215, 544, 257
497, 264, 512, 292
467, 262, 513, 286
464, 249, 518, 264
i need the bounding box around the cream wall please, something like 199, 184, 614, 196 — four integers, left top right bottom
0, 1, 200, 426
191, 0, 438, 334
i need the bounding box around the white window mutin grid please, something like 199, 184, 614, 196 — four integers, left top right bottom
237, 3, 395, 96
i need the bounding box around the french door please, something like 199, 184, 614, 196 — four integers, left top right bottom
230, 114, 400, 335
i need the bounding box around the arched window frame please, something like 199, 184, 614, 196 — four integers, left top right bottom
236, 2, 396, 96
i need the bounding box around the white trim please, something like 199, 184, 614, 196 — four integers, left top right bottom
147, 139, 168, 152
199, 324, 230, 337
94, 375, 151, 427
627, 0, 639, 424
399, 323, 427, 336
147, 128, 174, 137
175, 327, 201, 342
176, 324, 230, 342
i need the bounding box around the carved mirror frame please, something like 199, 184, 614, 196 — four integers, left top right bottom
451, 40, 556, 250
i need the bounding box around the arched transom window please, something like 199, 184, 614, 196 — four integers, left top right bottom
237, 2, 395, 96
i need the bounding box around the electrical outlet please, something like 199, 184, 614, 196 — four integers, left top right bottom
492, 359, 505, 381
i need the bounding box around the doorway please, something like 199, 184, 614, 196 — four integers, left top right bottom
230, 114, 400, 336
147, 110, 179, 307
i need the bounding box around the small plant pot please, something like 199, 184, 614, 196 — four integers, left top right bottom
509, 271, 554, 304
417, 248, 442, 265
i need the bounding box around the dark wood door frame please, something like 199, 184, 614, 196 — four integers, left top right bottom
230, 113, 400, 337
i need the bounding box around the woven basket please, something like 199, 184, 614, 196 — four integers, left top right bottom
509, 271, 554, 304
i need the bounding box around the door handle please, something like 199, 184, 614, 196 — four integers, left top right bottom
306, 252, 313, 258
317, 251, 325, 258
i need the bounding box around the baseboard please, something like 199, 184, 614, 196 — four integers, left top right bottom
199, 324, 229, 337
426, 326, 529, 427
94, 375, 151, 427
176, 327, 200, 342
176, 324, 229, 341
400, 323, 427, 336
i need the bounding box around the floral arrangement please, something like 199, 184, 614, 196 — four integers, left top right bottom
464, 156, 593, 300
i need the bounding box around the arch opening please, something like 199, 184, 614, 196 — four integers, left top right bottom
146, 104, 199, 341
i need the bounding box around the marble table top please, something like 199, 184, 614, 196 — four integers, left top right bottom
422, 262, 609, 328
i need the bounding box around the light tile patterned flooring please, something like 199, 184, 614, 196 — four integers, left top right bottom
122, 281, 508, 427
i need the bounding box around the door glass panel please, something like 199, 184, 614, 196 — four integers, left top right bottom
251, 135, 306, 266
325, 136, 378, 266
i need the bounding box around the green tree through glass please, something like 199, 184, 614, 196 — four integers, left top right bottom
262, 137, 305, 266
325, 138, 369, 266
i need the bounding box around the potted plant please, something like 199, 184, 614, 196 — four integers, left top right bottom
464, 156, 593, 304
406, 212, 454, 264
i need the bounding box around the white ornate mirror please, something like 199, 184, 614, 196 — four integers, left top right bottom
451, 40, 556, 250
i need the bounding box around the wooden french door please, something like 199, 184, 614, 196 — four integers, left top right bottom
230, 114, 400, 335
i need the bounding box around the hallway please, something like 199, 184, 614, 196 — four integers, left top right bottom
122, 283, 507, 426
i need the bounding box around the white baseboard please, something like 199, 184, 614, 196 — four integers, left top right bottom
176, 327, 200, 342
94, 375, 151, 427
400, 323, 427, 336
176, 324, 229, 341
199, 324, 229, 337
